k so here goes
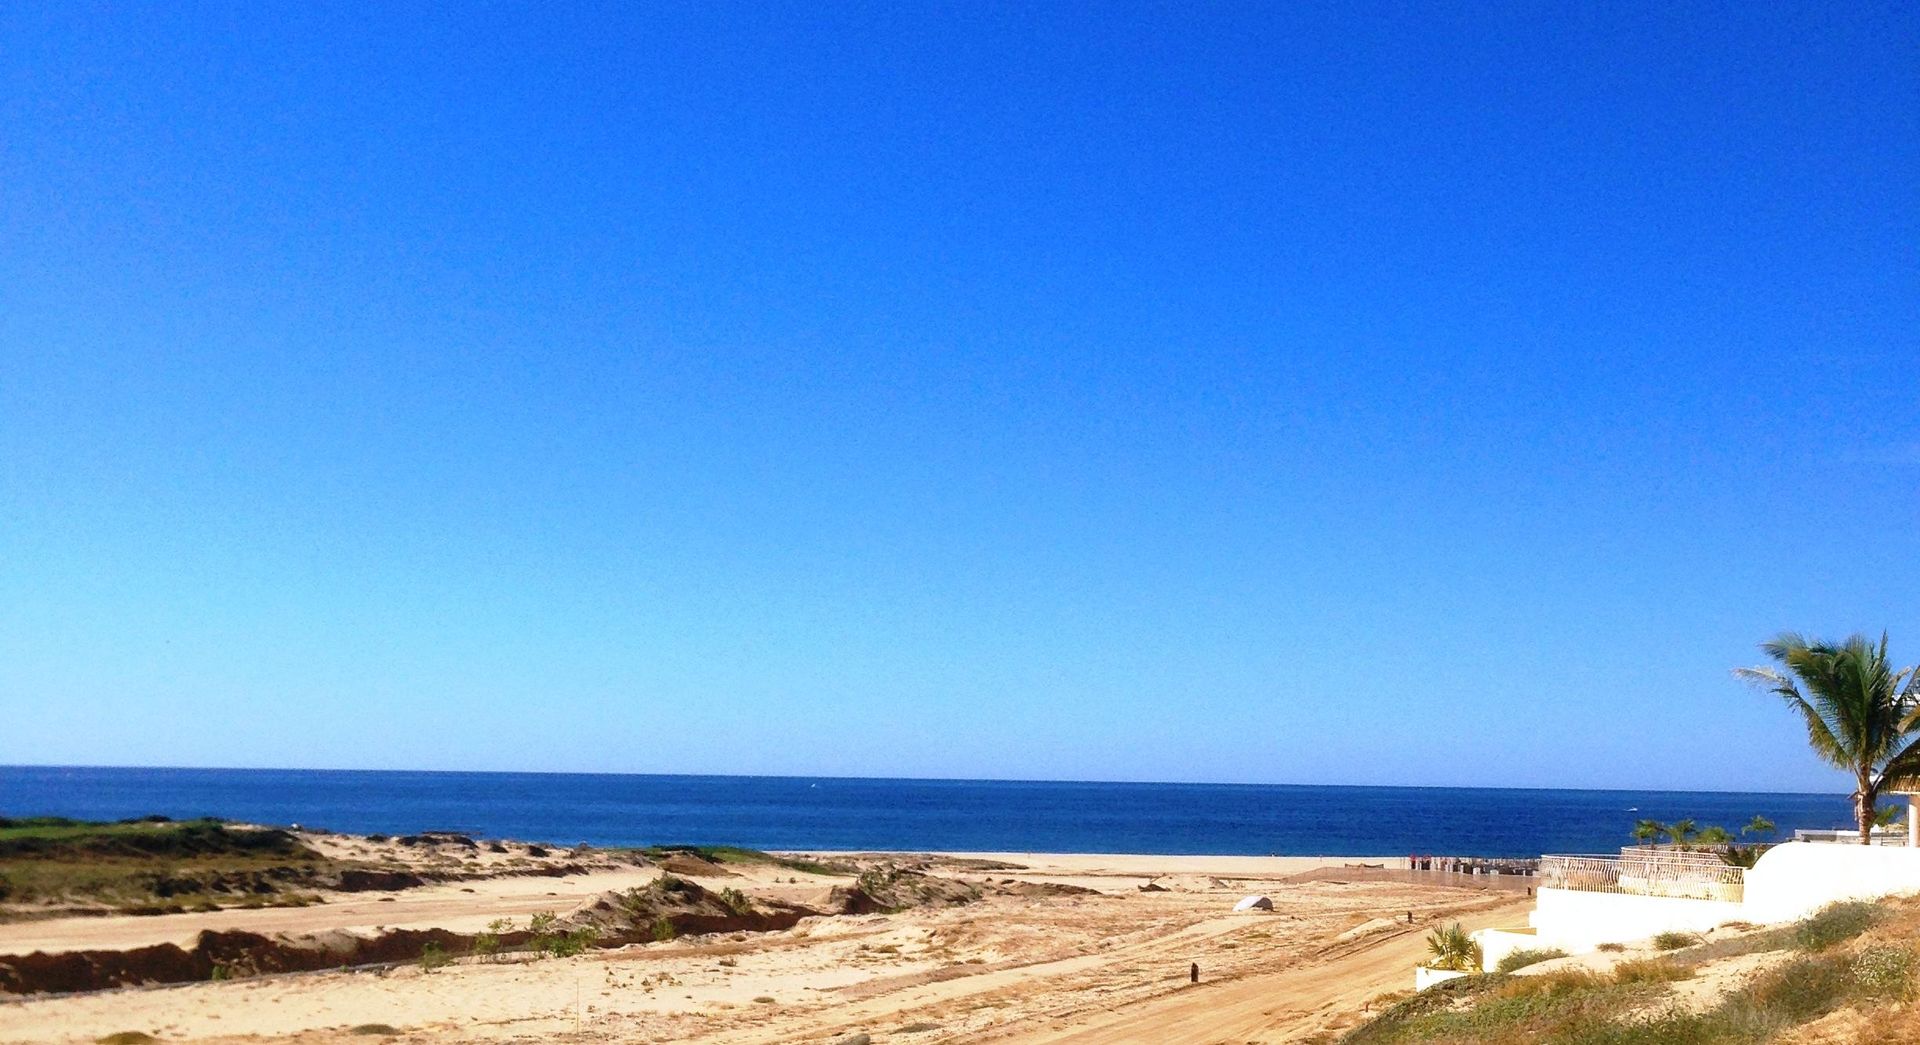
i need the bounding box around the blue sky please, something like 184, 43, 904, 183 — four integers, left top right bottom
2, 3, 1915, 791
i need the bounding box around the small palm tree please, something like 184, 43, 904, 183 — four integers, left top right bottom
1735, 632, 1920, 845
1741, 815, 1776, 840
1631, 819, 1667, 846
1666, 818, 1699, 847
1425, 922, 1482, 973
1695, 825, 1733, 846
1874, 803, 1905, 830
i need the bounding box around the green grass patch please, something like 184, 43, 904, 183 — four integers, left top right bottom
0, 814, 343, 918
1851, 944, 1918, 1000
1794, 900, 1880, 951
1494, 947, 1567, 973
1340, 971, 1652, 1043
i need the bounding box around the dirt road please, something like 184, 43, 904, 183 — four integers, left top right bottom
1000, 897, 1530, 1044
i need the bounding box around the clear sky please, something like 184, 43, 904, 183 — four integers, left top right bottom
2, 3, 1915, 792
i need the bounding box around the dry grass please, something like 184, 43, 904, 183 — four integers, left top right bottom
1492, 968, 1609, 998
1612, 957, 1693, 984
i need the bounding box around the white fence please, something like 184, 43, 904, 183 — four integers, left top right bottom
1539, 851, 1744, 903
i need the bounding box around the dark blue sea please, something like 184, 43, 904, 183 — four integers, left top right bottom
0, 766, 1855, 858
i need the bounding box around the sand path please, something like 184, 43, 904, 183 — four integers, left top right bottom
999, 897, 1529, 1043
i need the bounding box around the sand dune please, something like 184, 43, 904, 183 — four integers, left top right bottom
0, 847, 1527, 1043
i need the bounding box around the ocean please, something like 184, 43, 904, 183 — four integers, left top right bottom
0, 765, 1854, 858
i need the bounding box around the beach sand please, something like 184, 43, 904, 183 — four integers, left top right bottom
0, 846, 1527, 1043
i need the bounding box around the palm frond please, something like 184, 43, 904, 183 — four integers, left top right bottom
1876, 731, 1920, 793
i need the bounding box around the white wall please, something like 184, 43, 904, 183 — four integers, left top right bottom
1472, 926, 1542, 972
1529, 888, 1745, 952
1414, 965, 1469, 990
1745, 841, 1920, 924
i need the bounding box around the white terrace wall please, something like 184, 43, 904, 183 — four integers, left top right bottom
1472, 926, 1542, 972
1744, 841, 1920, 924
1528, 888, 1745, 952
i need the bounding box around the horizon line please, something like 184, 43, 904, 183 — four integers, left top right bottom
0, 762, 1849, 798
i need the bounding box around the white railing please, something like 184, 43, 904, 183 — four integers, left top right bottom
1792, 828, 1910, 846
1539, 851, 1744, 903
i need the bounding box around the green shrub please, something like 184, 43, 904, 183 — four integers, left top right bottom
1746, 953, 1852, 1021
652, 914, 677, 941
719, 887, 753, 914
1494, 947, 1566, 973
1852, 944, 1917, 1000
548, 926, 597, 957
527, 910, 560, 956
1652, 931, 1699, 951
654, 872, 689, 894
1595, 942, 1625, 953
1794, 901, 1880, 951
419, 941, 448, 972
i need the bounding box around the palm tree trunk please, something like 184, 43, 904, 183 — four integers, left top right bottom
1858, 780, 1875, 845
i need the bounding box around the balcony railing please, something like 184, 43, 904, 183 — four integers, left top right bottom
1539, 851, 1744, 903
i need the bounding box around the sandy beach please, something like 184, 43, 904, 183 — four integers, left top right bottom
0, 837, 1530, 1044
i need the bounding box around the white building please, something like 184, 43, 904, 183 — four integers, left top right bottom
1426, 794, 1920, 982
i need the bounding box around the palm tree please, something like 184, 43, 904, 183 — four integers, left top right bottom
1631, 819, 1667, 846
1425, 922, 1482, 973
1741, 815, 1776, 840
1696, 825, 1733, 846
1735, 632, 1920, 845
1666, 818, 1699, 847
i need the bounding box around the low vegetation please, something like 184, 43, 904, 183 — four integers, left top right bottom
639, 845, 852, 876
1344, 899, 1920, 1043
1494, 947, 1566, 973
0, 816, 341, 919
1611, 957, 1691, 984
1793, 900, 1878, 951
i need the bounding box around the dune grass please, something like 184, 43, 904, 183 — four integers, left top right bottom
1341, 900, 1919, 1044
1494, 947, 1567, 973
0, 815, 337, 917
640, 844, 853, 875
